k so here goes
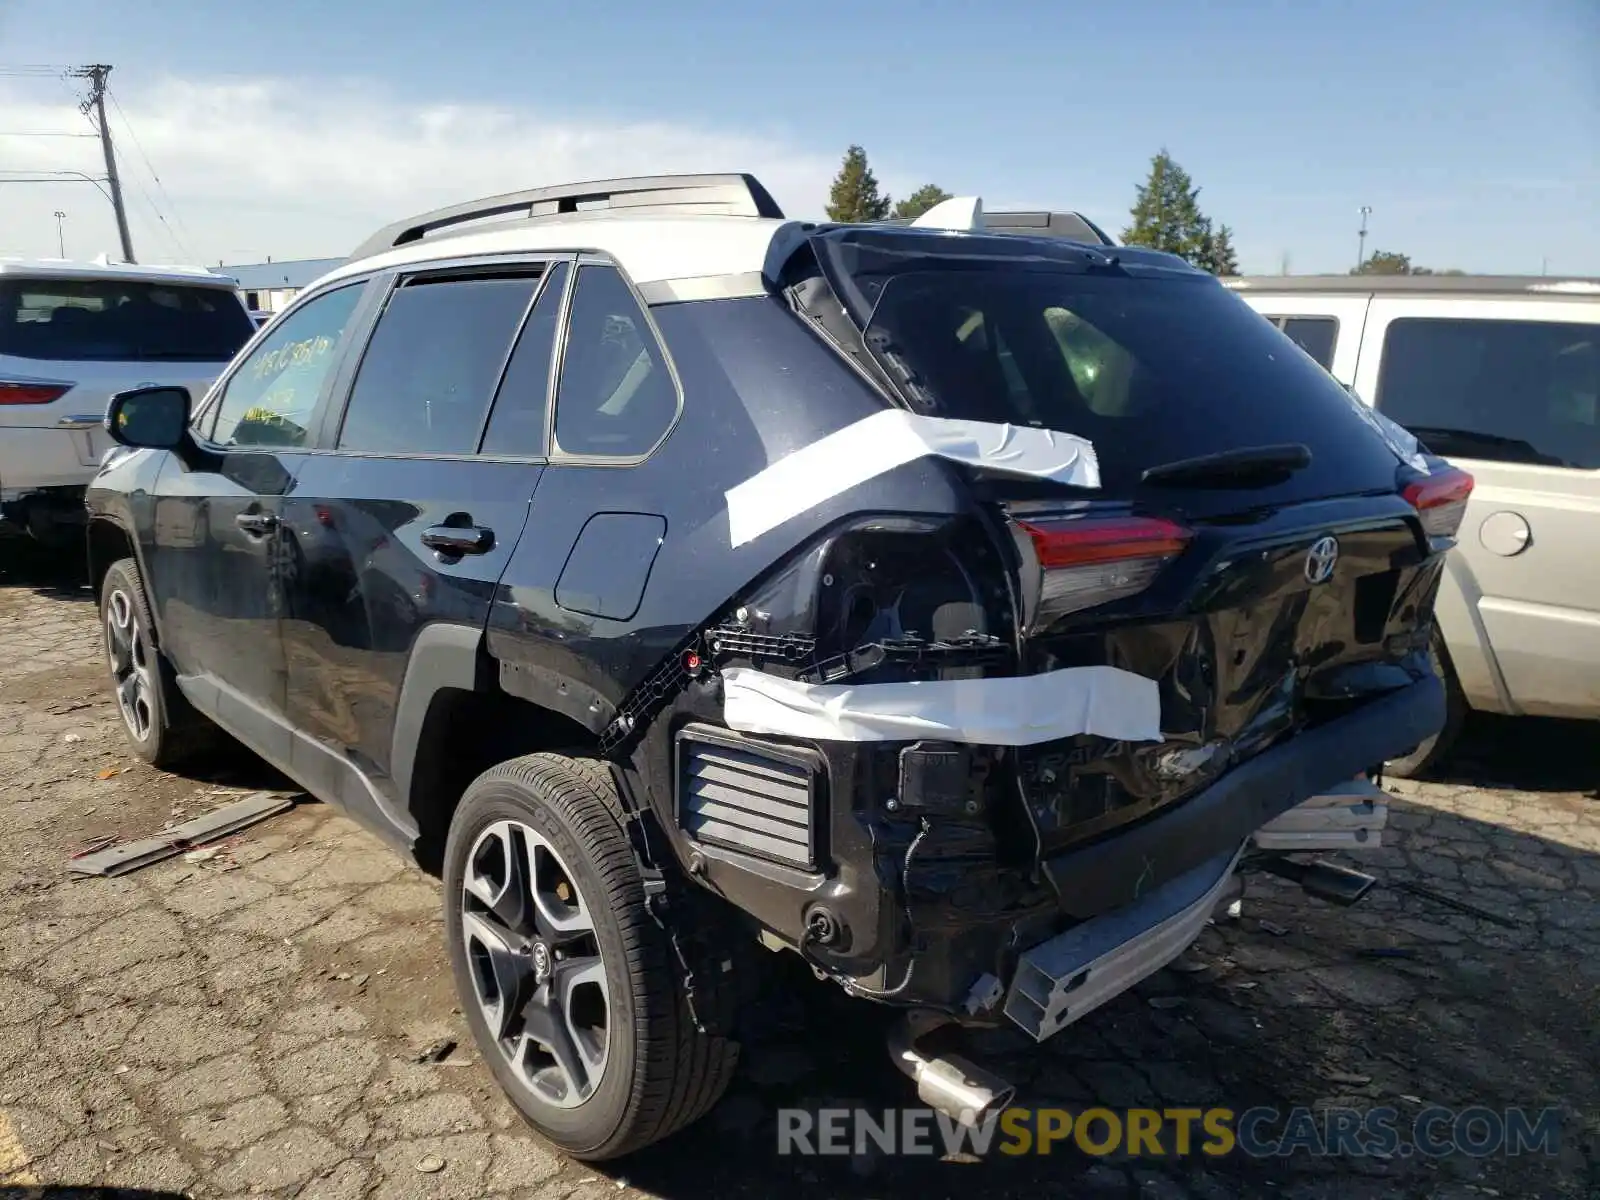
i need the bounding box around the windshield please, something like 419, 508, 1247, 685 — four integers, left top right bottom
0, 278, 256, 363
848, 262, 1404, 498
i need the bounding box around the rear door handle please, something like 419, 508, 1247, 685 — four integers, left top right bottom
421, 524, 494, 555
235, 512, 279, 536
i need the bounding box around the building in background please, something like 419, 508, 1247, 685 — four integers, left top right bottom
212, 257, 344, 317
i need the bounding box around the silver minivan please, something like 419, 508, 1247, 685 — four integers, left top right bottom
1230, 274, 1600, 773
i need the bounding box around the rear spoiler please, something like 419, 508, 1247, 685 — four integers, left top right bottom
882, 202, 1117, 246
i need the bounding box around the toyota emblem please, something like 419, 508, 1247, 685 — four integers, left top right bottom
1304, 536, 1339, 585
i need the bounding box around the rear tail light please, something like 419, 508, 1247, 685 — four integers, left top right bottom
0, 381, 72, 405
1403, 467, 1474, 538
1012, 514, 1194, 627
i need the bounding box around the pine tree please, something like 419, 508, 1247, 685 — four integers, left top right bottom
1198, 223, 1240, 276
892, 184, 953, 220
1122, 149, 1235, 272
825, 145, 892, 223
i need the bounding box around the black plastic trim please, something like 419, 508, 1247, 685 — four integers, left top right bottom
390, 623, 487, 809
1042, 676, 1445, 919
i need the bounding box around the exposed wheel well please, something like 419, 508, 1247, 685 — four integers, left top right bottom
87, 519, 135, 602
408, 686, 600, 874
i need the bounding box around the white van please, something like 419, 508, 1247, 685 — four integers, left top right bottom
1230, 274, 1600, 773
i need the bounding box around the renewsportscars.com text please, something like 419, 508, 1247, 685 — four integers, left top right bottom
777, 1105, 1562, 1160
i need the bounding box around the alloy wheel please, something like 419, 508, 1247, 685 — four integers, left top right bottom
105, 587, 154, 742
460, 819, 611, 1109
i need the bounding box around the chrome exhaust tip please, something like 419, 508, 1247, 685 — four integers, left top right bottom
887, 1010, 1016, 1127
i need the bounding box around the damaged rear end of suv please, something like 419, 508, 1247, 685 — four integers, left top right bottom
622, 221, 1465, 1128
85, 175, 1467, 1161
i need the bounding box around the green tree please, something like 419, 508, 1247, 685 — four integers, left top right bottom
1352, 250, 1417, 275
825, 145, 892, 223
891, 184, 953, 220
1196, 222, 1239, 276
1122, 149, 1231, 270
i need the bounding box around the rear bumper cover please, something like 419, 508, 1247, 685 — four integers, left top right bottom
1041, 675, 1444, 920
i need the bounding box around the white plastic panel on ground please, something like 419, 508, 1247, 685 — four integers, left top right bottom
1249, 777, 1389, 851
723, 411, 1100, 548
1005, 846, 1243, 1041
720, 663, 1160, 746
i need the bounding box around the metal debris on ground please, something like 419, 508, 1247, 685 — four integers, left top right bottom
414, 1039, 457, 1064
67, 791, 298, 877
414, 1154, 446, 1174
70, 834, 118, 860
1390, 879, 1518, 928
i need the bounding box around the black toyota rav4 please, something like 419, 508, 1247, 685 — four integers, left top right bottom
85, 174, 1465, 1160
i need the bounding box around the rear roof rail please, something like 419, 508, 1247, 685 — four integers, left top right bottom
352, 172, 786, 261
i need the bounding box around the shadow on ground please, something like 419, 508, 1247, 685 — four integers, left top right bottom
0, 1191, 189, 1200
1432, 712, 1599, 796
0, 538, 91, 602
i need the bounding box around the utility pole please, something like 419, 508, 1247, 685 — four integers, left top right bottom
53, 210, 67, 257
71, 64, 135, 263
1356, 205, 1372, 272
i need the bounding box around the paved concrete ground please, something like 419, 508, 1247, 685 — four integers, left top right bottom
0, 548, 1595, 1199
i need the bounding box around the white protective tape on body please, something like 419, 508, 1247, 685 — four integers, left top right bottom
721, 665, 1161, 746
724, 410, 1100, 548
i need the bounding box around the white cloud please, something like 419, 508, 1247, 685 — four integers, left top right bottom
0, 76, 873, 266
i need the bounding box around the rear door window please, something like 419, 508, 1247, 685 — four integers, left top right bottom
337, 272, 540, 456
0, 278, 255, 362
836, 255, 1402, 498
479, 262, 570, 457
1375, 318, 1599, 469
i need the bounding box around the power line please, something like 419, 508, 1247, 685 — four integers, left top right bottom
107, 88, 194, 259
0, 130, 98, 137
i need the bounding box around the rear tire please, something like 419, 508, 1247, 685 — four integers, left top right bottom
443, 753, 738, 1160
100, 557, 215, 768
1386, 631, 1466, 778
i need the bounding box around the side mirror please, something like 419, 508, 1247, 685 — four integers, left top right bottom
105, 386, 191, 450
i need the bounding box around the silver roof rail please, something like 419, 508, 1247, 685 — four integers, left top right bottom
351, 172, 786, 261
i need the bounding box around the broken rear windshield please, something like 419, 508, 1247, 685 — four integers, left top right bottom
821, 243, 1402, 499
0, 278, 256, 363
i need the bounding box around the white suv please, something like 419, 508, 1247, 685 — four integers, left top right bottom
0, 259, 256, 547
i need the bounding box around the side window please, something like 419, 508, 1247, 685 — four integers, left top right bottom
479, 262, 569, 457
337, 273, 539, 455
552, 265, 678, 457
1375, 317, 1600, 469
210, 284, 363, 448
1279, 317, 1339, 370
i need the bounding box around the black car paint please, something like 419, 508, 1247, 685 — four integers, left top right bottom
86, 228, 1450, 1017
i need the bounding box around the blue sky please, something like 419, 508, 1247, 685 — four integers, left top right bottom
1, 0, 1596, 274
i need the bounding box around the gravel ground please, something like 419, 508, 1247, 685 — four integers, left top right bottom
0, 545, 1595, 1200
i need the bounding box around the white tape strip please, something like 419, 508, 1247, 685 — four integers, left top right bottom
725, 411, 1100, 548
721, 665, 1161, 746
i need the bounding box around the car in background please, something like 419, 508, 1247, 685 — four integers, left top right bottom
0, 259, 257, 547
1230, 274, 1600, 774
